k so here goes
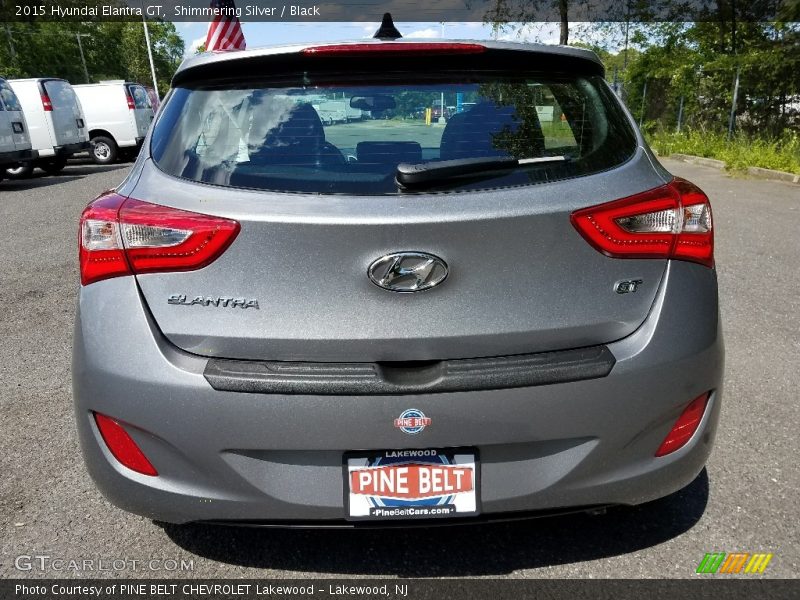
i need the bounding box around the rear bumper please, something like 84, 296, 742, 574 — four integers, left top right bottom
54, 141, 91, 157
0, 148, 37, 166
73, 261, 723, 525
205, 346, 616, 395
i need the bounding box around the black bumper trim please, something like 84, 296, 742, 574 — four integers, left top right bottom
0, 148, 37, 164
54, 141, 91, 156
198, 504, 616, 529
204, 345, 616, 396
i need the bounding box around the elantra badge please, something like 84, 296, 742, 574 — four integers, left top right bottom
394, 409, 431, 435
368, 252, 448, 292
168, 294, 259, 309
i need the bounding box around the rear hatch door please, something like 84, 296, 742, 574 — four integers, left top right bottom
42, 79, 87, 146
0, 80, 30, 151
131, 160, 667, 362
130, 47, 668, 362
127, 84, 154, 138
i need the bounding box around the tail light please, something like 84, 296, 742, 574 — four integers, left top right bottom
41, 93, 53, 111
571, 178, 713, 267
655, 393, 711, 457
125, 87, 135, 110
79, 192, 240, 286
301, 42, 486, 57
94, 413, 158, 476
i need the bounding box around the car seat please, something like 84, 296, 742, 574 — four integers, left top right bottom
440, 101, 545, 161
249, 103, 345, 167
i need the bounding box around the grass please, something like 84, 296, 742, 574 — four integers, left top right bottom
646, 129, 800, 175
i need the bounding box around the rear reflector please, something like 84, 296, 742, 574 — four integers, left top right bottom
301, 43, 486, 57
571, 178, 714, 267
79, 192, 240, 285
94, 413, 158, 476
41, 93, 53, 111
655, 393, 711, 457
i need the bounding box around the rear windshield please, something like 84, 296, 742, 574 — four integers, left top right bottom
43, 80, 78, 110
0, 80, 22, 111
128, 85, 151, 109
151, 73, 636, 195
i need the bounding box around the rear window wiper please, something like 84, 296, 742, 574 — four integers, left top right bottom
396, 155, 569, 190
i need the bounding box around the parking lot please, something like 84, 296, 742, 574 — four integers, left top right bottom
0, 158, 798, 579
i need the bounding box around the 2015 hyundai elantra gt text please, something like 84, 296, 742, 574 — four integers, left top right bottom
73, 39, 723, 525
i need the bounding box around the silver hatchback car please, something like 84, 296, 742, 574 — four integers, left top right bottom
73, 39, 723, 526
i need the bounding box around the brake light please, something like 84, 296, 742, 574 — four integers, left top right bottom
79, 192, 240, 285
125, 87, 135, 110
79, 192, 129, 284
301, 42, 486, 57
41, 93, 53, 111
655, 393, 711, 457
94, 413, 158, 476
571, 178, 713, 267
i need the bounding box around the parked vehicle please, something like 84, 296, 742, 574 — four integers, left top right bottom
431, 106, 453, 120
73, 81, 154, 164
6, 78, 89, 178
314, 100, 362, 125
0, 77, 36, 182
74, 40, 723, 526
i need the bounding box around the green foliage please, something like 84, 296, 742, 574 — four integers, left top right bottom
612, 22, 800, 138
0, 20, 183, 96
481, 2, 800, 171
647, 129, 800, 175
779, 0, 800, 20
119, 21, 183, 96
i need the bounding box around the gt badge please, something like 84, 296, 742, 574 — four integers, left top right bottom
615, 279, 643, 294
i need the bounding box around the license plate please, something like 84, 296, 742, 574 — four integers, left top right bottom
344, 448, 479, 521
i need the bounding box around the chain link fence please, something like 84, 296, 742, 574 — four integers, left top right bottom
616, 66, 800, 139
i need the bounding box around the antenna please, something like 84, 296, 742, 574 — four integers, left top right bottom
373, 13, 402, 40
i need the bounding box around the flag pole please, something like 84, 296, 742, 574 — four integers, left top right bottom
142, 16, 160, 104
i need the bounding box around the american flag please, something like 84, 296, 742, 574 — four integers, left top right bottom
205, 0, 246, 52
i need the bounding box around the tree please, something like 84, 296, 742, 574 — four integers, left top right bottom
482, 0, 652, 47
118, 21, 183, 96
0, 20, 183, 95
482, 0, 571, 44
620, 21, 800, 136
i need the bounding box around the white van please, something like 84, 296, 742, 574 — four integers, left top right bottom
0, 77, 36, 181
6, 78, 90, 177
73, 81, 154, 164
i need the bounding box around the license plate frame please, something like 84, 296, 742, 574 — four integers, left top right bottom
343, 447, 480, 522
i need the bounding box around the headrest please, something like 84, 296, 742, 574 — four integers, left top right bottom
265, 103, 325, 149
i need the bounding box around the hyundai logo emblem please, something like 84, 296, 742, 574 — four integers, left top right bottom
368, 252, 448, 293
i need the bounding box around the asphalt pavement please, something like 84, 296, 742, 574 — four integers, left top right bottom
0, 158, 798, 579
